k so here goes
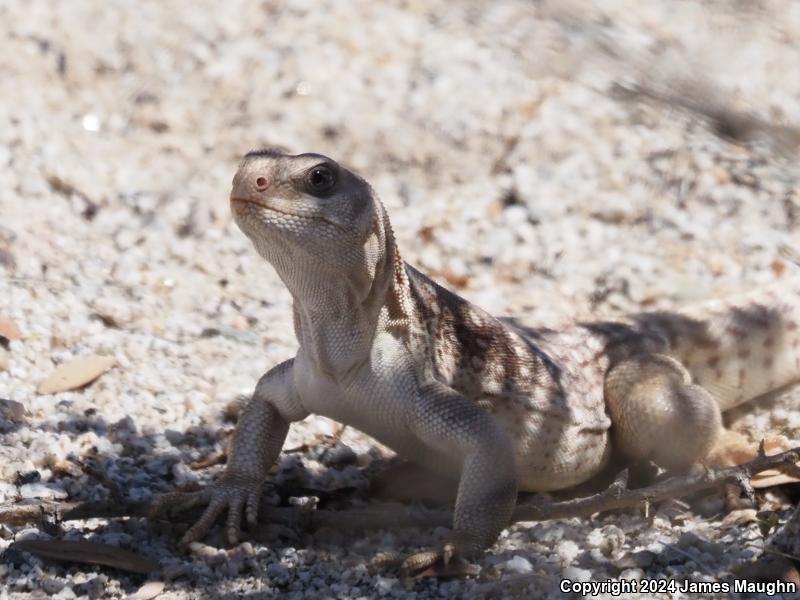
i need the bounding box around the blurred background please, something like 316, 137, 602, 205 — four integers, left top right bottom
4, 1, 800, 321
2, 0, 800, 596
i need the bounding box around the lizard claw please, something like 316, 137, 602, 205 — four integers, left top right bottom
148, 472, 263, 546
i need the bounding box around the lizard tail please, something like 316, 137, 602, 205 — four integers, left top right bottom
666, 279, 800, 411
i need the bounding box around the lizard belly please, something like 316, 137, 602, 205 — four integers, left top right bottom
494, 400, 612, 492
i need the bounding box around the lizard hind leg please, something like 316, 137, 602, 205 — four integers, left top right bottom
604, 353, 723, 472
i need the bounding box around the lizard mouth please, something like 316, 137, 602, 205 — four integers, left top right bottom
230, 196, 302, 218
230, 196, 348, 232
230, 196, 270, 210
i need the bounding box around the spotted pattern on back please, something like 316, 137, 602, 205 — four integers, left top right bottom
399, 264, 613, 490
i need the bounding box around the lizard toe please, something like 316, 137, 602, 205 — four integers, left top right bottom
226, 494, 248, 545
245, 489, 261, 527
399, 542, 479, 580
151, 472, 265, 546
180, 497, 227, 546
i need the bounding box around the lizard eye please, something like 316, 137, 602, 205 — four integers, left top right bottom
305, 164, 337, 196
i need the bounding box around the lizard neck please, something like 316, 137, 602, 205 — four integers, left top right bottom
289, 201, 403, 379
291, 283, 375, 379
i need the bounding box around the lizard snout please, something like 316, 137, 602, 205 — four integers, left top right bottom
230, 164, 270, 207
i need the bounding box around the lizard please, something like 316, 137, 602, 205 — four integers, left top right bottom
151, 148, 800, 575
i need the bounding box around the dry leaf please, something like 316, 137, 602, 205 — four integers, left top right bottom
708, 433, 800, 487
37, 355, 115, 394
127, 581, 165, 600
720, 508, 758, 529
13, 539, 158, 574
752, 469, 800, 489
0, 318, 22, 341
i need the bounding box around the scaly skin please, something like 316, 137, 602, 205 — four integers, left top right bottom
151, 149, 800, 574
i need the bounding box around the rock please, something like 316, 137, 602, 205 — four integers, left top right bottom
312, 442, 358, 468
14, 470, 40, 486
503, 555, 534, 574
614, 550, 656, 571
619, 568, 645, 581
266, 562, 293, 587
19, 482, 68, 500
0, 398, 25, 421
555, 540, 581, 566
562, 566, 592, 582
374, 576, 397, 596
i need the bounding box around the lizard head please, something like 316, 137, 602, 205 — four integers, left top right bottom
230, 149, 397, 308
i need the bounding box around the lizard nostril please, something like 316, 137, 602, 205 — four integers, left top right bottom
255, 176, 268, 190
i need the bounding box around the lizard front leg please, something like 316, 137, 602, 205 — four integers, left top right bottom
400, 381, 518, 576
150, 360, 301, 545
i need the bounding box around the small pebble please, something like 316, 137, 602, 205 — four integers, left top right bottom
19, 482, 67, 500
563, 566, 592, 582
555, 540, 581, 566
503, 555, 534, 574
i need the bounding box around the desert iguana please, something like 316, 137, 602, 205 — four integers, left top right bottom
152, 149, 800, 574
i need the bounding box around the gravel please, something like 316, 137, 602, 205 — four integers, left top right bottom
2, 0, 800, 598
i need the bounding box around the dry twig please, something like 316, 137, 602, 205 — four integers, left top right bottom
2, 446, 799, 537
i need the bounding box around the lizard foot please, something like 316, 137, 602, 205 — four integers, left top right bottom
399, 542, 480, 580
148, 472, 263, 546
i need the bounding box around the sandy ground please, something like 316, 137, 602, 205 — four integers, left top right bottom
2, 1, 800, 598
